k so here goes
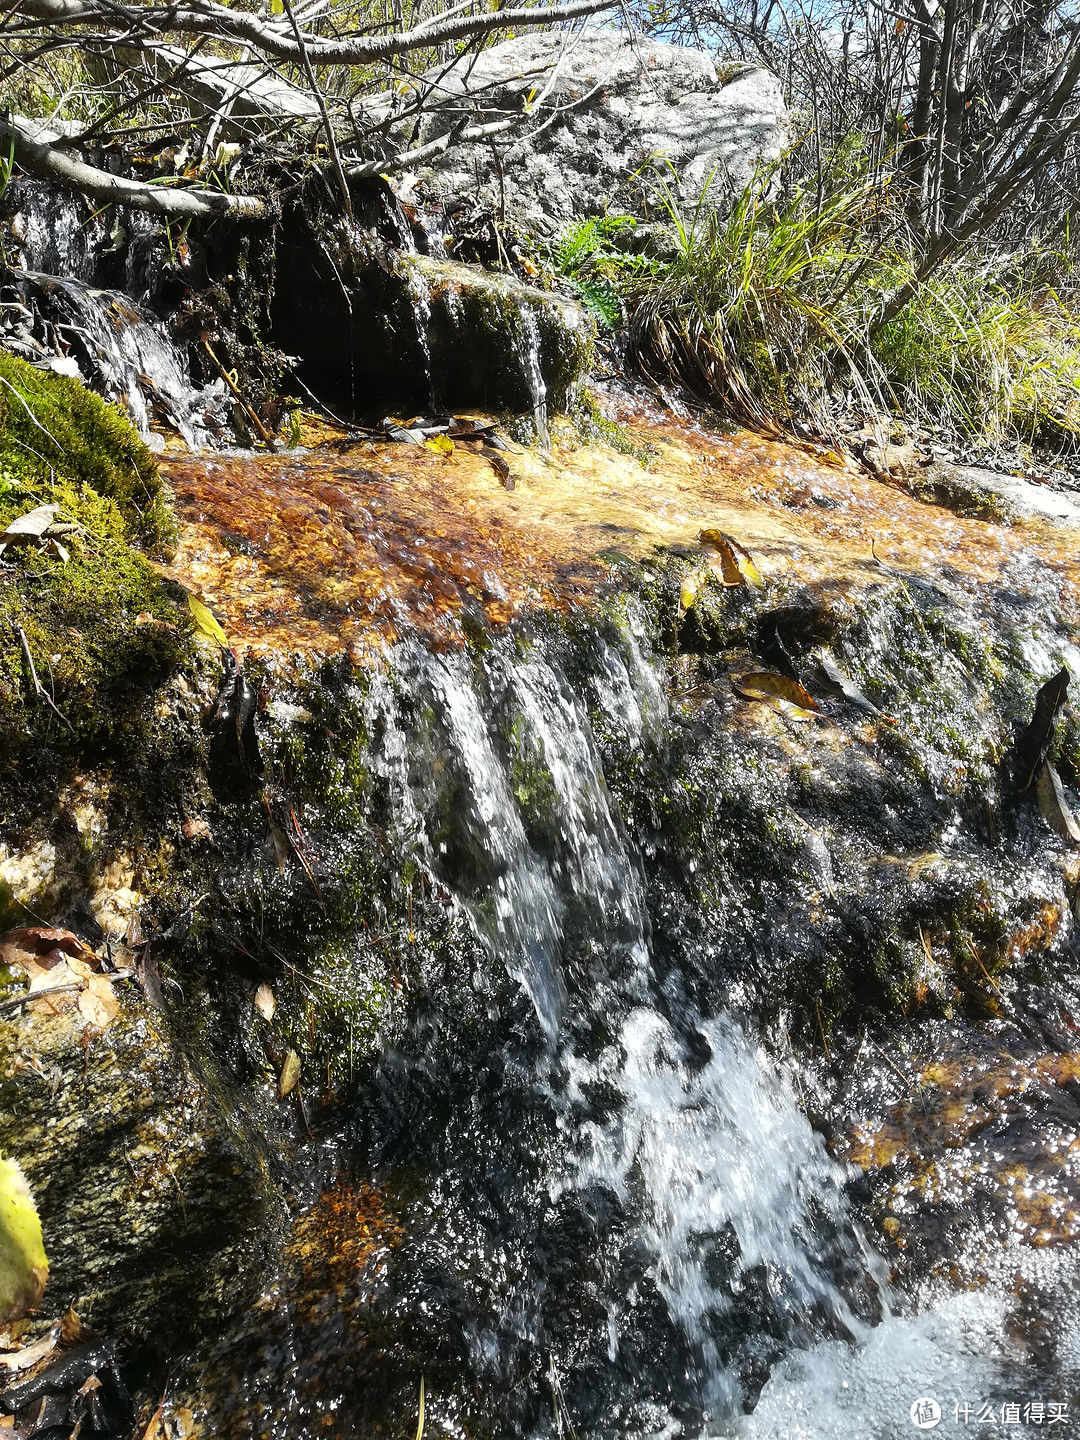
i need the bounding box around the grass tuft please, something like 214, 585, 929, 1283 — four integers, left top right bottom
623, 159, 1080, 454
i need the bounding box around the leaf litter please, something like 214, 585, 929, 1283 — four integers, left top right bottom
732, 672, 824, 721
0, 927, 124, 1027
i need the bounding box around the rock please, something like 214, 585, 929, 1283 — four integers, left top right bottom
399, 32, 788, 238
918, 460, 1080, 528
401, 253, 594, 416
271, 193, 594, 416
0, 998, 281, 1353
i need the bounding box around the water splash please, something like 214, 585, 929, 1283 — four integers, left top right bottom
14, 270, 226, 445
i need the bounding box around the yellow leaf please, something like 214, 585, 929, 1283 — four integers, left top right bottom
732, 672, 823, 721
187, 593, 228, 648
697, 530, 764, 588
270, 0, 283, 11
278, 1049, 300, 1098
423, 434, 454, 456
0, 1157, 48, 1326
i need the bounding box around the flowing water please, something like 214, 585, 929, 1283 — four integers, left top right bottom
6, 177, 1080, 1440
186, 612, 1080, 1439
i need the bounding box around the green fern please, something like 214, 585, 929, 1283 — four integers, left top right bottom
552, 215, 654, 329
570, 278, 623, 329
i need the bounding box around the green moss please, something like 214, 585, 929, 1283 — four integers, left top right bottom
0, 351, 172, 551
0, 354, 193, 780
570, 389, 660, 468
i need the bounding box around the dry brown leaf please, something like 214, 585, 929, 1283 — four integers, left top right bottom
0, 927, 97, 974
732, 672, 824, 721
78, 975, 120, 1030
181, 817, 212, 842
1037, 761, 1080, 844
697, 530, 764, 589
0, 1325, 58, 1373
278, 1049, 300, 1098
136, 611, 179, 633
253, 983, 276, 1022
60, 1303, 96, 1346
169, 1406, 195, 1439
0, 504, 60, 557
138, 1405, 165, 1440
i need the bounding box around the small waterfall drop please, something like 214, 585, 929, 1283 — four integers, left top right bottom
321, 617, 1052, 1440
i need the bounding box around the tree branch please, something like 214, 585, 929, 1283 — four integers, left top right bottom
347, 113, 518, 178
0, 0, 618, 66
0, 110, 266, 216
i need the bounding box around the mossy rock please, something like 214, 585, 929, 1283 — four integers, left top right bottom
0, 998, 282, 1352
0, 352, 193, 782
0, 351, 168, 546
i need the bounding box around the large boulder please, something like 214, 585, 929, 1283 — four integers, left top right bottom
401, 31, 788, 238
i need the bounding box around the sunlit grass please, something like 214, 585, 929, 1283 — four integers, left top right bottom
624, 160, 1080, 453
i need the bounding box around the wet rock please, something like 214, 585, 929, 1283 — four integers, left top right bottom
0, 997, 281, 1355
270, 193, 593, 418
833, 1030, 1080, 1281
910, 460, 1080, 528
402, 32, 788, 238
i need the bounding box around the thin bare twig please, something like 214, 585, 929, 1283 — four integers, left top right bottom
16, 624, 73, 731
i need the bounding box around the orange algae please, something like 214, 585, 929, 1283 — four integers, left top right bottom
159, 412, 1080, 658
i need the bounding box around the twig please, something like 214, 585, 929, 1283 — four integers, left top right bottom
279, 0, 353, 222
16, 624, 73, 730
869, 1035, 909, 1087
0, 983, 81, 1016
813, 996, 831, 1059
202, 341, 277, 450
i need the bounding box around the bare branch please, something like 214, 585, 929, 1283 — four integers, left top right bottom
0, 0, 619, 66
347, 113, 517, 177
0, 111, 266, 216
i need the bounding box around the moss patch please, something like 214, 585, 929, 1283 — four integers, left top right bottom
0, 352, 193, 789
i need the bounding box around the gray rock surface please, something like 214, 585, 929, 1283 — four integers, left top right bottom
399, 31, 787, 237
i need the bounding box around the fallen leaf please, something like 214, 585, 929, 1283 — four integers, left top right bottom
1016, 667, 1070, 790
481, 447, 512, 488
0, 504, 60, 557
187, 592, 228, 648
812, 650, 896, 722
698, 530, 764, 588
732, 672, 823, 721
0, 1324, 58, 1373
0, 1158, 48, 1326
169, 1406, 195, 1439
60, 1303, 96, 1346
136, 612, 179, 633
1037, 761, 1080, 844
138, 1405, 165, 1440
278, 1049, 300, 1098
181, 817, 211, 842
0, 927, 97, 974
77, 1374, 102, 1396
78, 975, 119, 1030
254, 983, 276, 1021
423, 434, 454, 456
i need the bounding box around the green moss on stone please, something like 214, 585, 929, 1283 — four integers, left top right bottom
0, 353, 193, 785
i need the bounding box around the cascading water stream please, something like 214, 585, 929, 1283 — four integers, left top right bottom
322, 618, 1068, 1439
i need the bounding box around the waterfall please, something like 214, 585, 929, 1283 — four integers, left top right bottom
312, 618, 1059, 1440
